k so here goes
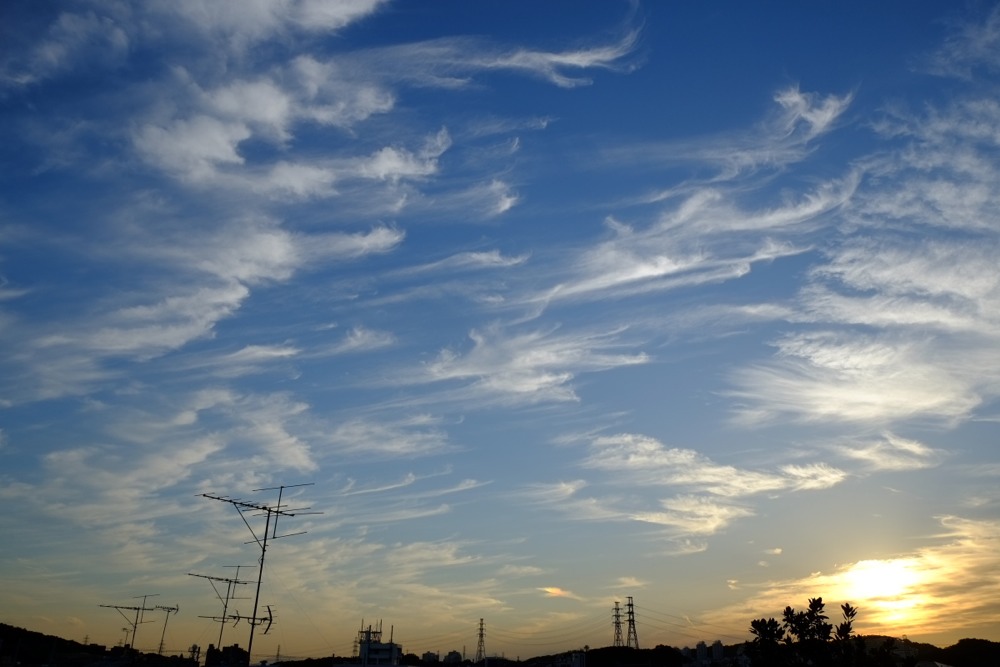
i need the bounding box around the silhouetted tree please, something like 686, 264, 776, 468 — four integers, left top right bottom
748, 598, 866, 666
748, 617, 785, 665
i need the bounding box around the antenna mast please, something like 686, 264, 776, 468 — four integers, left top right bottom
155, 605, 179, 655
200, 483, 320, 665
100, 594, 159, 651
188, 566, 252, 647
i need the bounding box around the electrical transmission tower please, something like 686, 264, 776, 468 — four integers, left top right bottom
612, 601, 623, 647
625, 596, 639, 649
188, 566, 252, 647
474, 618, 485, 663
200, 483, 320, 665
100, 593, 158, 651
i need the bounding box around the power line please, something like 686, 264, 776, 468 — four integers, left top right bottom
633, 604, 747, 644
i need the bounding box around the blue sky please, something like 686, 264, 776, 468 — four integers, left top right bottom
2, 0, 1000, 660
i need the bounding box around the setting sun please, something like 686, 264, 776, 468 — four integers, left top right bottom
841, 559, 920, 600
833, 558, 929, 628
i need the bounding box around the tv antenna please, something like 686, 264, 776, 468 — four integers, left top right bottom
189, 566, 252, 647
100, 593, 159, 651
198, 606, 273, 640
155, 605, 179, 655
200, 483, 320, 664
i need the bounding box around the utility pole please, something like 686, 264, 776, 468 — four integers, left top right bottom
100, 594, 158, 652
200, 484, 320, 666
474, 618, 485, 663
189, 567, 252, 647
612, 601, 623, 647
625, 596, 639, 649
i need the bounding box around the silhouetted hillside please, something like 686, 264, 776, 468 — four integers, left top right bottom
4, 622, 1000, 667
909, 637, 1000, 667
0, 623, 198, 667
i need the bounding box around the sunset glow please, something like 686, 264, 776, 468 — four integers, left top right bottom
2, 1, 1000, 660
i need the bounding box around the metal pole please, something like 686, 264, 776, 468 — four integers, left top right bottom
246, 509, 272, 667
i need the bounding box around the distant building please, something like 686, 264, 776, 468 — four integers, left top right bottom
422, 652, 440, 663
356, 621, 401, 666
205, 643, 249, 667
712, 640, 724, 662
443, 650, 463, 664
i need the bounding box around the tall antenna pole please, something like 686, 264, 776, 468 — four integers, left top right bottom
474, 618, 485, 663
155, 605, 179, 655
625, 596, 639, 649
612, 601, 623, 647
200, 484, 320, 666
188, 567, 252, 647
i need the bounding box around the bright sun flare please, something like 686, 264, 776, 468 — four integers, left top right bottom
842, 559, 919, 599
836, 558, 928, 626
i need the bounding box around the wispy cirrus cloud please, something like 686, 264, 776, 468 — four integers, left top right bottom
522, 434, 846, 542
728, 332, 984, 426
583, 433, 846, 498
522, 152, 857, 311
417, 324, 648, 404
836, 432, 946, 472
1, 8, 129, 86
326, 414, 455, 458
342, 29, 640, 90
325, 326, 396, 355
538, 586, 583, 600
720, 63, 1000, 429
926, 4, 1000, 79
632, 495, 755, 536
603, 86, 853, 178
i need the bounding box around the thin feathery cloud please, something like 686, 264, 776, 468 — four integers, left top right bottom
349, 29, 640, 90
400, 250, 530, 276
176, 343, 301, 379
411, 323, 648, 405
519, 481, 627, 522
584, 433, 845, 498
632, 495, 755, 536
326, 414, 455, 458
836, 432, 945, 472
538, 586, 583, 600
327, 326, 396, 355
528, 174, 855, 309
486, 28, 642, 87
926, 4, 1000, 79
1, 9, 129, 87
601, 86, 853, 177
728, 332, 984, 426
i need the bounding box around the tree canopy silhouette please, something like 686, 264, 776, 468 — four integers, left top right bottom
747, 597, 897, 667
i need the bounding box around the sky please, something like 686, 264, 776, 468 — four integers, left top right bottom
2, 0, 1000, 661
